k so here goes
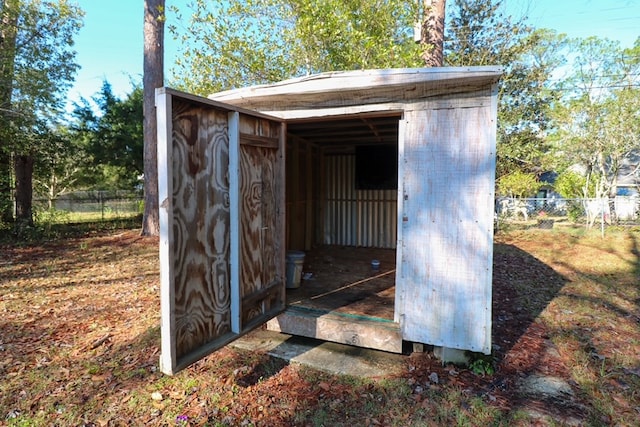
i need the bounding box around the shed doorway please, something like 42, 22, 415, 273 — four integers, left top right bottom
268, 114, 404, 353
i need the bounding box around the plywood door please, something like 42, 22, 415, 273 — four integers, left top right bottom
235, 113, 286, 330
157, 89, 285, 375
397, 102, 496, 354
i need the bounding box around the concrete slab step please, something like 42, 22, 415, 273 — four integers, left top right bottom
230, 328, 407, 378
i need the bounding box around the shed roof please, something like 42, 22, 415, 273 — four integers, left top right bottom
209, 67, 502, 115
207, 67, 501, 147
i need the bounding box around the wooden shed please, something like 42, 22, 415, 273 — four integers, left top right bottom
157, 67, 501, 375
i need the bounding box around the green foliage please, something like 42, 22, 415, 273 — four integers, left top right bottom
0, 0, 83, 223
7, 1, 83, 106
32, 125, 89, 202
290, 0, 421, 72
34, 207, 71, 225
554, 170, 583, 200
169, 0, 296, 95
554, 170, 598, 199
169, 0, 421, 95
549, 37, 640, 199
1, 0, 84, 148
469, 358, 495, 376
71, 82, 144, 190
445, 1, 564, 178
497, 170, 540, 198
554, 170, 601, 222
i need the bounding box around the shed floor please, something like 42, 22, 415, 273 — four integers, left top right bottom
285, 245, 396, 321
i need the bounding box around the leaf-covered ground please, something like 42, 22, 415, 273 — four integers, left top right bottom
1, 227, 639, 426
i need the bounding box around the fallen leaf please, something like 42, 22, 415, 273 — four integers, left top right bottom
169, 390, 185, 399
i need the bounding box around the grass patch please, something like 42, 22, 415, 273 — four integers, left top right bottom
0, 215, 143, 245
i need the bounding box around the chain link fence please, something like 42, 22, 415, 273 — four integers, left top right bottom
28, 192, 640, 230
495, 197, 640, 233
33, 191, 143, 224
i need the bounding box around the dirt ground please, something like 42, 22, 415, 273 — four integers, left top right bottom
1, 227, 639, 426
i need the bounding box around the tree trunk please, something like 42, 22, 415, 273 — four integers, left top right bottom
142, 0, 164, 236
0, 0, 19, 223
421, 0, 446, 67
14, 153, 33, 226
0, 153, 12, 222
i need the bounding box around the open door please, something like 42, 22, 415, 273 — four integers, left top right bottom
156, 88, 286, 375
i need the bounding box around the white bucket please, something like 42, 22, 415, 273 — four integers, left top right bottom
285, 251, 305, 288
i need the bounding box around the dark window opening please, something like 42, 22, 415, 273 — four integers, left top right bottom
355, 145, 397, 190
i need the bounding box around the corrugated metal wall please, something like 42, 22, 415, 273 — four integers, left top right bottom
323, 154, 397, 248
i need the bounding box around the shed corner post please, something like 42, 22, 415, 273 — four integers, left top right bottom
156, 88, 177, 375
394, 117, 408, 327
228, 110, 242, 334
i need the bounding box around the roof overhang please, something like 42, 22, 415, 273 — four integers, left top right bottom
209, 67, 502, 118
207, 67, 502, 146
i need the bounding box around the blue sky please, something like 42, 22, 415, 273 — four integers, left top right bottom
67, 0, 640, 110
